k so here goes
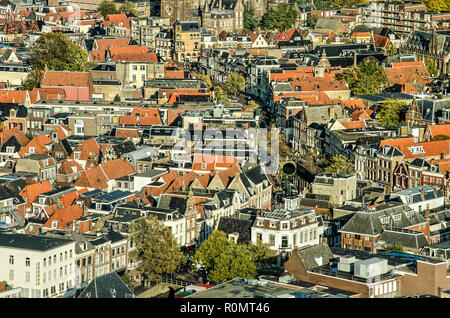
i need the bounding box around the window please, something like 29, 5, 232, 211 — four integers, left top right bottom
269, 234, 275, 246
9, 255, 13, 265
43, 258, 46, 267
9, 269, 14, 281
53, 255, 56, 264
26, 257, 30, 267
281, 236, 288, 248
88, 256, 92, 265
64, 251, 67, 261
25, 271, 30, 283
132, 65, 137, 71
140, 65, 145, 71
282, 222, 288, 229
43, 272, 46, 283
69, 250, 72, 258
48, 257, 52, 266
59, 253, 62, 262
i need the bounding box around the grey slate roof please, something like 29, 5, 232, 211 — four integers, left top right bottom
339, 202, 426, 236
297, 243, 334, 270
216, 217, 253, 244
78, 272, 135, 298
378, 229, 429, 250
0, 233, 73, 251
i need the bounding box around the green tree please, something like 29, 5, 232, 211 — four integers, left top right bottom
325, 155, 354, 175
386, 44, 398, 57
22, 69, 43, 90
338, 56, 388, 96
114, 94, 121, 101
29, 32, 90, 72
120, 272, 135, 291
129, 215, 182, 281
306, 14, 319, 27
247, 241, 277, 264
192, 231, 257, 283
222, 72, 246, 97
377, 98, 408, 127
243, 5, 259, 31
424, 0, 449, 11
192, 72, 213, 90
260, 4, 299, 31
118, 1, 138, 16
424, 57, 438, 76
97, 0, 118, 17
248, 100, 259, 110
213, 86, 229, 105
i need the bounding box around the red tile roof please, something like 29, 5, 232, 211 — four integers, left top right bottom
0, 90, 28, 105
192, 153, 238, 172
340, 120, 366, 129
19, 180, 53, 208
18, 134, 52, 157
119, 107, 162, 126
41, 71, 91, 87
428, 124, 450, 138
70, 138, 100, 161
43, 204, 84, 231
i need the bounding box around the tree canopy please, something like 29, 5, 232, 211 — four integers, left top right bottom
325, 155, 354, 175
22, 69, 43, 90
118, 1, 138, 16
29, 32, 91, 72
424, 57, 438, 77
243, 5, 259, 31
377, 98, 407, 127
192, 231, 275, 284
97, 0, 118, 16
130, 215, 182, 281
306, 14, 319, 27
338, 56, 388, 96
222, 72, 246, 97
423, 0, 449, 11
260, 4, 299, 31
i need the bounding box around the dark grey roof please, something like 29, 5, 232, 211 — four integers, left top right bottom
78, 272, 135, 298
340, 202, 426, 236
157, 195, 187, 213
378, 229, 429, 250
216, 217, 253, 244
0, 233, 73, 251
297, 244, 334, 270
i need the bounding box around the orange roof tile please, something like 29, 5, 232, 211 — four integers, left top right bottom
70, 138, 100, 161
19, 180, 53, 208
18, 134, 52, 157
101, 158, 135, 180
0, 90, 28, 105
340, 120, 366, 129
119, 107, 162, 126
43, 204, 83, 230
41, 71, 91, 87
428, 124, 450, 138
379, 137, 415, 148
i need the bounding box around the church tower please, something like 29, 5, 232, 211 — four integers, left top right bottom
314, 49, 330, 78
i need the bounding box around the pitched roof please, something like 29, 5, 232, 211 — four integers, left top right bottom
378, 229, 429, 250
192, 153, 238, 172
41, 71, 91, 87
428, 124, 450, 138
119, 107, 162, 126
296, 244, 334, 270
340, 120, 366, 129
43, 204, 84, 230
18, 134, 52, 157
101, 158, 135, 180
78, 272, 135, 298
19, 180, 53, 207
70, 138, 100, 161
0, 90, 28, 105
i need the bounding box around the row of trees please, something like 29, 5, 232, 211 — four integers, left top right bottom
128, 216, 276, 284
97, 0, 137, 17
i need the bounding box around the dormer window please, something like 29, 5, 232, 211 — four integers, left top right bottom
257, 219, 263, 226
282, 222, 289, 229
52, 220, 58, 228
393, 214, 401, 222
270, 221, 276, 228
380, 216, 390, 225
